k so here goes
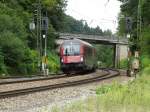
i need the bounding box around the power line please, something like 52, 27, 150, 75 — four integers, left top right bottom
137, 0, 142, 42
66, 2, 119, 32
104, 0, 110, 7
68, 7, 118, 31
68, 8, 117, 23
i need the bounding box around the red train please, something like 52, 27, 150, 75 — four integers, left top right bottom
60, 39, 97, 74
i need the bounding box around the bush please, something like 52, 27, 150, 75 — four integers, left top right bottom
47, 52, 60, 74
0, 6, 28, 75
120, 59, 128, 69
141, 27, 150, 56
0, 61, 7, 75
95, 74, 150, 109
95, 45, 113, 68
18, 49, 39, 75
141, 66, 150, 76
0, 48, 7, 75
141, 55, 150, 69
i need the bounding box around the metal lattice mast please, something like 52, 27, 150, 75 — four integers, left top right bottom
36, 0, 42, 70
137, 0, 142, 45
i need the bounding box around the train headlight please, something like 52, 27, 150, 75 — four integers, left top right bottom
61, 58, 64, 63
81, 57, 84, 62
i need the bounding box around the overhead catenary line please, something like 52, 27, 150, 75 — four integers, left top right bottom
67, 7, 118, 31
66, 0, 119, 32
68, 8, 117, 23
104, 0, 110, 7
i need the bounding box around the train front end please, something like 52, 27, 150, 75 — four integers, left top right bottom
60, 40, 84, 73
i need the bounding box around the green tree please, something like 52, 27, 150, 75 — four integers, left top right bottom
95, 45, 113, 67
0, 0, 67, 74
118, 0, 150, 69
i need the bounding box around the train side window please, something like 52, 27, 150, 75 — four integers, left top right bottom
65, 48, 68, 56
63, 44, 80, 56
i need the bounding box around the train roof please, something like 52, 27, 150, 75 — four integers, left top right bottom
62, 39, 93, 47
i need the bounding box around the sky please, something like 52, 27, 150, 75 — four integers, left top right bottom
65, 0, 121, 33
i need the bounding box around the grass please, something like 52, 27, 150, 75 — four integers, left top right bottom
41, 67, 150, 112
119, 59, 128, 69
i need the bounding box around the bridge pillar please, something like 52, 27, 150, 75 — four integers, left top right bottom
113, 45, 116, 68
114, 44, 128, 68
113, 44, 120, 68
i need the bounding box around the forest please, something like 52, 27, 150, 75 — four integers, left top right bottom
0, 0, 113, 76
51, 1, 150, 111
0, 0, 150, 111
0, 0, 149, 76
118, 0, 150, 69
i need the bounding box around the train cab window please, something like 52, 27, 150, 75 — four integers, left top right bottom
63, 44, 80, 56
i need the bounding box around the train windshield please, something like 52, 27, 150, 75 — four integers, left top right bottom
63, 44, 80, 56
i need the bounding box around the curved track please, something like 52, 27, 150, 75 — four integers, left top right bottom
0, 73, 65, 85
0, 71, 96, 85
0, 73, 62, 79
0, 69, 120, 99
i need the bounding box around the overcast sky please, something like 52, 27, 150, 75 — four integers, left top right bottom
65, 0, 121, 33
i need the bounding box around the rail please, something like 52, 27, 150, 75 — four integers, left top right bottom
0, 69, 120, 99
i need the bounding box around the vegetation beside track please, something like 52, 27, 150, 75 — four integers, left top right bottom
49, 67, 150, 112
119, 59, 128, 69
0, 1, 114, 76
95, 45, 113, 68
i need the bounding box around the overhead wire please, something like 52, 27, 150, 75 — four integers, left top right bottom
66, 0, 118, 32
104, 0, 110, 7
67, 7, 117, 31
68, 8, 117, 23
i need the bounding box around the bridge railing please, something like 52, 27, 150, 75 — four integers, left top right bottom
58, 33, 128, 43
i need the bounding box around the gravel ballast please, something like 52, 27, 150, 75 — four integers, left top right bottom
0, 70, 134, 112
0, 70, 106, 93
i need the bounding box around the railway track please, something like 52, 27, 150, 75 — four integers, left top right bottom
0, 69, 120, 99
0, 71, 94, 85
0, 72, 65, 79
0, 73, 65, 85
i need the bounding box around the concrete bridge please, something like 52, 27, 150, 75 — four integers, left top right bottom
57, 33, 128, 45
56, 33, 129, 68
